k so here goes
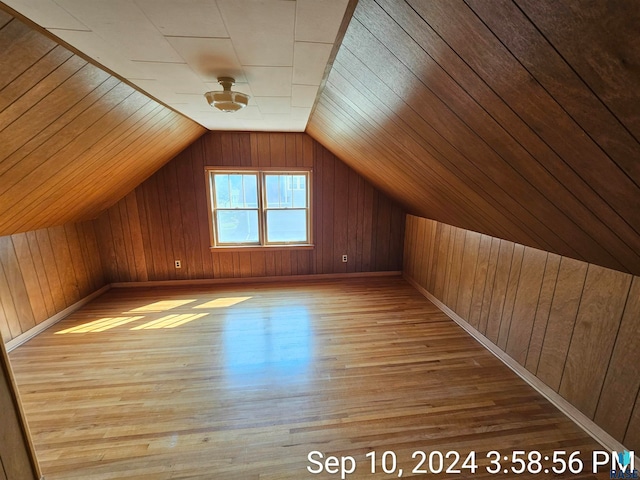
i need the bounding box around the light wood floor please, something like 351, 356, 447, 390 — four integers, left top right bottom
10, 277, 609, 479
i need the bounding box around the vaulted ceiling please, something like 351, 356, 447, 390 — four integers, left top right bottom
307, 0, 640, 275
1, 0, 640, 276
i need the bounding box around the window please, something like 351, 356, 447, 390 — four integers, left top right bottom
206, 168, 312, 248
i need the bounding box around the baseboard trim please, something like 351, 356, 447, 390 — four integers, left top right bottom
404, 274, 637, 461
6, 285, 111, 353
111, 271, 402, 288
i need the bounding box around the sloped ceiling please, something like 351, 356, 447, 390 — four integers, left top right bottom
0, 9, 205, 236
307, 0, 640, 275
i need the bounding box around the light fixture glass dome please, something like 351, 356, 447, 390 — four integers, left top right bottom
204, 77, 249, 113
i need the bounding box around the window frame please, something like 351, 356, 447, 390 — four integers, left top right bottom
205, 166, 313, 251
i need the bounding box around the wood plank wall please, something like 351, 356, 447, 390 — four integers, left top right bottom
96, 132, 405, 282
308, 0, 640, 276
404, 214, 640, 453
0, 9, 205, 236
0, 220, 104, 343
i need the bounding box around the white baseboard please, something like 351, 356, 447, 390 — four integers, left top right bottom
6, 285, 111, 353
111, 270, 402, 288
404, 274, 638, 463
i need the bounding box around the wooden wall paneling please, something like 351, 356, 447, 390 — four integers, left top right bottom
123, 193, 148, 282
9, 234, 47, 324
477, 237, 501, 335
467, 234, 492, 329
163, 160, 187, 280
426, 219, 442, 293
413, 216, 427, 288
0, 8, 12, 27
107, 205, 130, 282
536, 257, 588, 391
559, 266, 632, 418
0, 17, 56, 90
0, 259, 21, 339
321, 146, 335, 273
524, 253, 561, 374
344, 5, 576, 257
515, 0, 640, 142
360, 180, 373, 273
373, 191, 391, 271
33, 229, 66, 312
504, 247, 548, 365
595, 277, 640, 442
346, 167, 359, 274
312, 141, 323, 274
385, 0, 640, 271
403, 215, 415, 281
626, 394, 640, 453
285, 133, 296, 168
496, 244, 525, 350
0, 60, 104, 156
432, 223, 450, 300
484, 240, 515, 343
250, 252, 266, 277
24, 232, 55, 317
333, 156, 349, 273
78, 221, 104, 291
455, 230, 481, 321
117, 200, 137, 282
390, 198, 405, 270
174, 151, 202, 279
62, 223, 91, 299
0, 237, 35, 333
445, 227, 466, 309
94, 208, 118, 283
324, 54, 527, 245
469, 0, 640, 192
405, 0, 639, 270
47, 226, 80, 305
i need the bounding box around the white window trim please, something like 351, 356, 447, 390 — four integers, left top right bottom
205, 167, 313, 251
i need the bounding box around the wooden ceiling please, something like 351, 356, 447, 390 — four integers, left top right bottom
307, 0, 640, 275
0, 9, 205, 236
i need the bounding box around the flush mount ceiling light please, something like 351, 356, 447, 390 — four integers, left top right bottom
204, 77, 249, 113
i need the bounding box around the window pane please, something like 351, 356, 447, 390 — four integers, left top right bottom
244, 175, 258, 208
279, 175, 292, 207
266, 210, 307, 243
292, 175, 307, 207
265, 175, 280, 208
217, 210, 259, 243
214, 174, 230, 207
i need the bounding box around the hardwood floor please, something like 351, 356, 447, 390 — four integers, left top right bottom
9, 277, 610, 479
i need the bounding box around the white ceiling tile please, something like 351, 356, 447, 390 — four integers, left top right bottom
54, 0, 183, 62
293, 42, 332, 85
244, 66, 292, 97
295, 0, 349, 43
291, 84, 318, 107
134, 0, 228, 38
166, 37, 244, 82
217, 0, 295, 66
127, 62, 205, 93
2, 0, 88, 30
261, 113, 307, 131
254, 96, 291, 114
48, 29, 146, 78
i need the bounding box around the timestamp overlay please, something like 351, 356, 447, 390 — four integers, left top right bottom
306, 449, 637, 478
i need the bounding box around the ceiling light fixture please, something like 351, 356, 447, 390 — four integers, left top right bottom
204, 77, 249, 113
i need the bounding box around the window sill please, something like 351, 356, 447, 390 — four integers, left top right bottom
209, 244, 315, 253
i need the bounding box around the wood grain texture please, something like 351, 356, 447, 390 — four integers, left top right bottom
559, 266, 632, 418
0, 221, 105, 343
9, 277, 610, 479
0, 13, 205, 236
404, 215, 640, 453
97, 132, 404, 282
308, 0, 640, 276
595, 277, 640, 443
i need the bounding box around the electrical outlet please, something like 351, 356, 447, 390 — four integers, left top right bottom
175, 260, 182, 269
342, 255, 348, 263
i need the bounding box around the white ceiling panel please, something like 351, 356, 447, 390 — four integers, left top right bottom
295, 0, 349, 43
254, 96, 291, 114
166, 37, 245, 83
293, 42, 332, 85
217, 0, 295, 66
244, 66, 292, 97
7, 0, 351, 131
291, 84, 319, 107
134, 0, 228, 38
2, 0, 88, 29
48, 29, 147, 78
